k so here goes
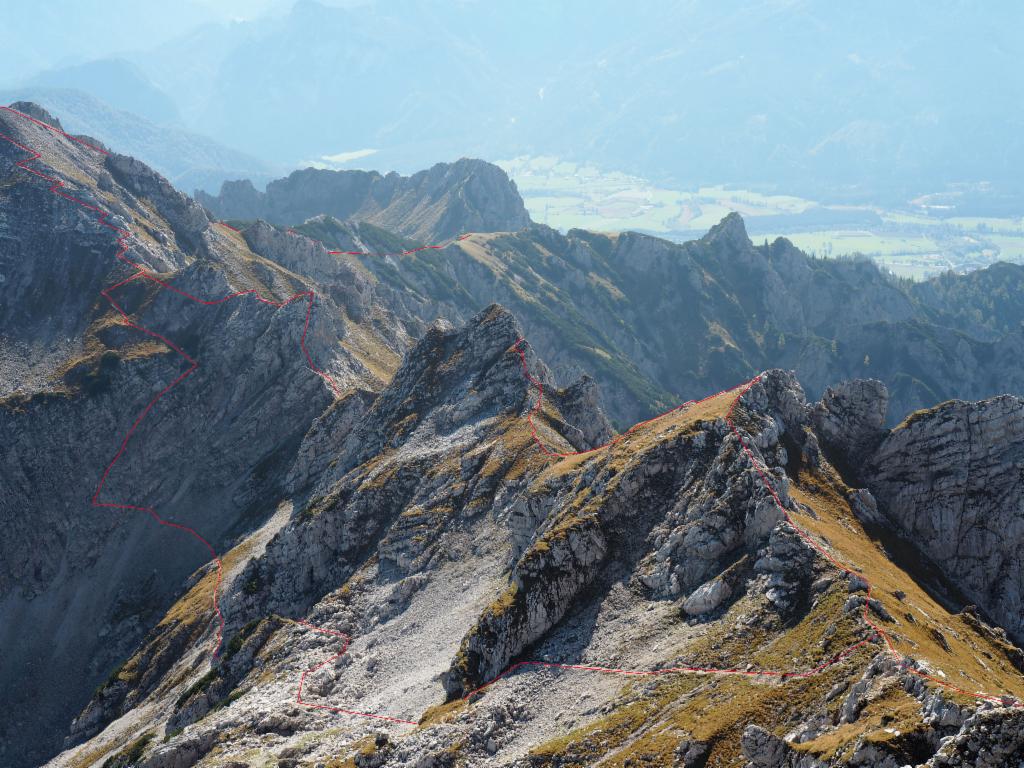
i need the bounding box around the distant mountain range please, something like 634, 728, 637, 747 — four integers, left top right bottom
7, 0, 1024, 208
21, 58, 181, 125
0, 87, 277, 192
191, 156, 1024, 431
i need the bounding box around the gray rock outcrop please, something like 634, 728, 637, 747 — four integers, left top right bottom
867, 395, 1024, 642
0, 102, 385, 766
812, 378, 889, 478
928, 707, 1024, 767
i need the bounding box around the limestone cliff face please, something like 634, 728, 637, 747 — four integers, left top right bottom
867, 395, 1024, 642
195, 158, 531, 242
786, 373, 1024, 649
0, 103, 398, 768
811, 378, 889, 479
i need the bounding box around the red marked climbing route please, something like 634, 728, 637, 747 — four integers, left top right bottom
285, 225, 473, 257
1, 107, 364, 714
0, 103, 468, 725
294, 620, 418, 725
461, 638, 880, 703
2, 103, 1018, 742
509, 337, 1023, 709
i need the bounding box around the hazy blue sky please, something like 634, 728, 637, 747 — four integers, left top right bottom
4, 1, 1022, 207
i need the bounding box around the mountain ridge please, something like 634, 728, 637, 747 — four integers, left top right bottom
0, 101, 402, 766
54, 313, 1024, 767
191, 158, 1024, 437
299, 211, 1024, 429
195, 158, 531, 243
3, 101, 1024, 767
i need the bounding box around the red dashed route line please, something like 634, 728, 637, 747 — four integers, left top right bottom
284, 226, 473, 256
2, 104, 1017, 737
510, 338, 1022, 709
0, 105, 406, 727
461, 638, 881, 703
293, 620, 418, 725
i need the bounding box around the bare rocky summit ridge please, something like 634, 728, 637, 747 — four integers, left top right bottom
8, 100, 69, 130
195, 158, 531, 242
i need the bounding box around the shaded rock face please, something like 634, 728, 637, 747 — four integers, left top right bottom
240, 220, 379, 324
104, 152, 210, 250
742, 724, 818, 768
1, 115, 185, 368
0, 103, 390, 768
812, 378, 888, 479
866, 396, 1024, 642
540, 372, 614, 451
195, 158, 531, 242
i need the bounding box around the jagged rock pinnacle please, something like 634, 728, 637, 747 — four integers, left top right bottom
701, 211, 751, 250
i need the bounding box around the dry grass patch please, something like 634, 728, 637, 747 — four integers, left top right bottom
892, 400, 956, 431
539, 387, 735, 481
340, 321, 401, 384
794, 683, 929, 762
419, 697, 467, 727
788, 465, 1024, 702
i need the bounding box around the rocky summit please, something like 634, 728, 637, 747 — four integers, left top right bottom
3, 101, 1024, 768
195, 159, 531, 243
